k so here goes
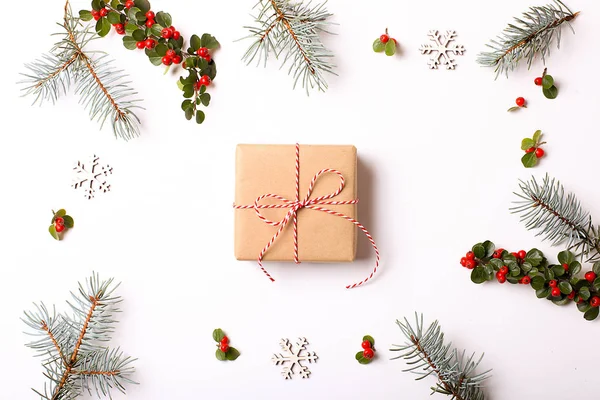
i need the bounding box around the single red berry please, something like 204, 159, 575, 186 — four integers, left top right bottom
172, 55, 182, 64
465, 259, 476, 270
535, 148, 545, 158
161, 28, 173, 39
145, 11, 155, 19
55, 223, 65, 233
114, 23, 124, 31
562, 263, 569, 271
534, 77, 543, 86
361, 340, 372, 349
460, 257, 467, 267
197, 47, 209, 58
499, 266, 509, 275
168, 26, 176, 34
591, 296, 600, 307
551, 287, 561, 297
203, 54, 212, 63
172, 31, 181, 40
466, 251, 475, 261
548, 279, 558, 288
162, 56, 173, 66
145, 19, 155, 28
521, 276, 531, 285
585, 271, 597, 283
125, 0, 134, 9
145, 39, 156, 49
55, 217, 65, 226
363, 348, 374, 359
511, 252, 519, 259
518, 250, 526, 259
199, 75, 211, 87
166, 49, 177, 59
93, 14, 101, 20
516, 97, 526, 107
99, 8, 108, 17
567, 291, 576, 300
221, 336, 229, 345
136, 41, 146, 49
380, 34, 390, 44
497, 273, 507, 284
91, 10, 99, 17
525, 147, 535, 154
220, 343, 229, 352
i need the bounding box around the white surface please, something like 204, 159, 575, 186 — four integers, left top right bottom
1, 0, 599, 399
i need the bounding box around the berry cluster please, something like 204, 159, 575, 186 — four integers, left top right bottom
521, 130, 546, 168
461, 240, 600, 321
355, 335, 376, 364
48, 209, 74, 241
80, 0, 219, 124
534, 68, 559, 99
213, 328, 240, 361
459, 251, 477, 270
372, 29, 397, 56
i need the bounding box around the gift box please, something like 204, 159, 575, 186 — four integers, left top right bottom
234, 144, 358, 262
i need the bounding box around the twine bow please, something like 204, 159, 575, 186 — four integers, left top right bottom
234, 144, 380, 288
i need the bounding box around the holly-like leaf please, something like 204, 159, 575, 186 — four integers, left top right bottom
521, 138, 535, 151
190, 34, 201, 52
363, 335, 375, 347
372, 38, 385, 53
521, 152, 538, 168
584, 307, 599, 321
215, 349, 227, 361
543, 86, 558, 99
96, 17, 111, 37
226, 347, 241, 361
79, 10, 93, 21
384, 40, 396, 56
201, 33, 220, 50
63, 215, 74, 229
542, 75, 554, 89
196, 110, 206, 124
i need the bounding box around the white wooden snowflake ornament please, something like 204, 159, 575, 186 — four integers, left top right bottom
72, 155, 113, 200
272, 338, 318, 379
419, 30, 465, 70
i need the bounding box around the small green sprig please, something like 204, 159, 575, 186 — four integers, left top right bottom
462, 241, 600, 321
49, 209, 74, 240
537, 68, 559, 99
372, 29, 397, 56
355, 335, 375, 364
213, 328, 240, 361
521, 130, 546, 168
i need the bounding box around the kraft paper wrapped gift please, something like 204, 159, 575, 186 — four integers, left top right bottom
234, 144, 358, 262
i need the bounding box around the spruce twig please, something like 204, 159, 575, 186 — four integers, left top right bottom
477, 0, 578, 77
19, 0, 142, 140
241, 0, 336, 94
390, 313, 490, 400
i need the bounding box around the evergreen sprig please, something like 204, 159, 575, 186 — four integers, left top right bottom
242, 0, 336, 94
20, 1, 142, 140
477, 0, 578, 77
512, 174, 600, 261
23, 273, 136, 399
391, 314, 490, 400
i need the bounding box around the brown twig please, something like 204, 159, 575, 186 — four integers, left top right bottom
41, 321, 67, 366
73, 370, 120, 376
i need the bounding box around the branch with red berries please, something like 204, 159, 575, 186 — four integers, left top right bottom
461, 241, 600, 321
373, 29, 398, 56
80, 0, 219, 124
49, 209, 74, 240
355, 335, 376, 364
521, 130, 546, 168
212, 328, 240, 361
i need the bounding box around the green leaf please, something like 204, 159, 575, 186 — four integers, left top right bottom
79, 10, 93, 21
552, 265, 565, 277
200, 93, 211, 107
123, 36, 138, 50
536, 287, 551, 299
482, 241, 495, 258
226, 347, 241, 361
96, 17, 111, 37
215, 349, 227, 361
532, 130, 542, 143
212, 328, 225, 343
570, 261, 581, 276
470, 266, 487, 284
542, 75, 554, 89
92, 0, 102, 11
356, 351, 371, 364
373, 38, 385, 53
181, 99, 193, 111
384, 40, 396, 56
508, 263, 520, 276
489, 258, 503, 270
521, 152, 538, 168
199, 84, 207, 94
155, 43, 168, 57
543, 85, 558, 99
201, 33, 220, 50
111, 0, 120, 8
182, 84, 194, 98
531, 276, 545, 290
132, 29, 146, 41
593, 262, 600, 275
196, 110, 206, 124
578, 301, 591, 313
150, 23, 164, 37
190, 34, 201, 52
134, 0, 150, 13
584, 307, 599, 321
472, 244, 485, 259
55, 209, 67, 218
559, 281, 572, 294
127, 7, 141, 21
156, 11, 172, 27
125, 22, 137, 35
184, 107, 194, 120
525, 249, 543, 266
593, 277, 600, 292
521, 138, 535, 151
49, 225, 60, 241
362, 335, 375, 347
544, 267, 554, 281
521, 262, 532, 273
507, 106, 520, 112
107, 11, 121, 24
63, 215, 74, 229
579, 286, 591, 300
557, 250, 574, 265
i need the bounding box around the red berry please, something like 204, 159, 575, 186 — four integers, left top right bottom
172, 31, 181, 40
93, 14, 101, 21
145, 19, 155, 28
380, 34, 390, 44
363, 348, 374, 359
197, 47, 209, 58
567, 291, 576, 300
460, 257, 467, 267
145, 11, 155, 19
221, 336, 229, 345
99, 8, 108, 17
465, 259, 476, 270
516, 97, 526, 107
534, 77, 543, 86
361, 340, 371, 349
511, 252, 519, 259
55, 223, 65, 233
497, 273, 507, 284
562, 263, 569, 271
162, 56, 173, 65
499, 266, 509, 275
492, 248, 504, 259
55, 217, 65, 226
145, 39, 156, 49
585, 271, 597, 283
166, 49, 177, 59
525, 147, 535, 154
220, 343, 229, 352
548, 279, 557, 288
125, 0, 134, 9
136, 41, 146, 49
466, 251, 475, 261
114, 23, 124, 30
161, 28, 173, 39
203, 54, 212, 63
518, 250, 526, 259
591, 296, 600, 307
91, 10, 99, 17
172, 55, 182, 64
535, 148, 545, 158
199, 75, 211, 87
521, 276, 531, 284
551, 287, 561, 297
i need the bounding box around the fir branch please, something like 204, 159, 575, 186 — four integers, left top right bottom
477, 0, 578, 77
390, 313, 490, 400
19, 0, 142, 140
242, 0, 336, 94
23, 273, 135, 400
511, 174, 600, 261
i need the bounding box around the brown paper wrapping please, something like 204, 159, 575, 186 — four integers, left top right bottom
234, 144, 357, 262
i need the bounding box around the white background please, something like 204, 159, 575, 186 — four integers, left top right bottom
1, 0, 599, 398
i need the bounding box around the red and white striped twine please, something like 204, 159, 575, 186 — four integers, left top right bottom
234, 143, 379, 288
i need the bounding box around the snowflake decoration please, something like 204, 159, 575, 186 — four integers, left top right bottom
419, 30, 465, 70
272, 338, 318, 379
72, 155, 113, 200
